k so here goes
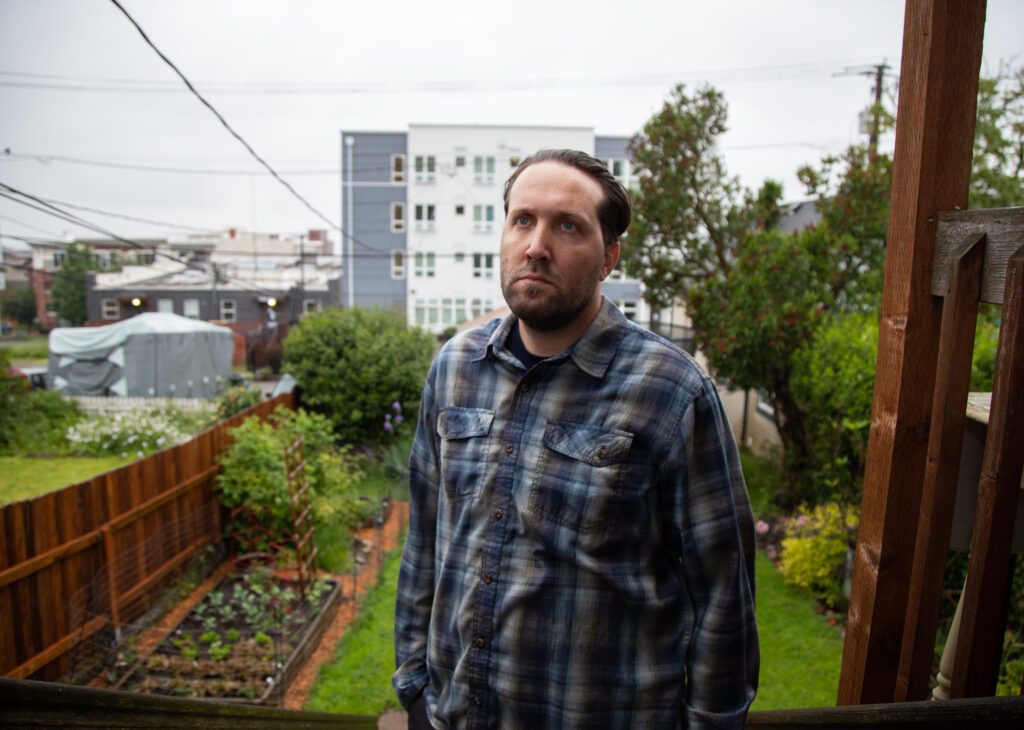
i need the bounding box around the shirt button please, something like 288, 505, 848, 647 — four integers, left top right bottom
483, 574, 493, 584
473, 696, 482, 706
474, 638, 485, 648
493, 509, 503, 519
596, 447, 608, 459
521, 383, 529, 392
504, 444, 514, 455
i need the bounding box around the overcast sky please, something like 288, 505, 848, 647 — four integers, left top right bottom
1, 0, 1021, 252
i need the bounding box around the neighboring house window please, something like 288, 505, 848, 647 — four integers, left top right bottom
391, 154, 406, 183
391, 250, 406, 279
473, 205, 495, 231
219, 299, 237, 322
615, 299, 638, 321
473, 155, 495, 183
391, 202, 405, 232
101, 298, 119, 320
455, 204, 465, 215
303, 299, 322, 314
414, 252, 436, 278
473, 253, 495, 279
157, 298, 174, 313
415, 204, 436, 230
183, 298, 200, 319
454, 252, 465, 263
414, 155, 436, 182
414, 300, 425, 325
454, 155, 466, 168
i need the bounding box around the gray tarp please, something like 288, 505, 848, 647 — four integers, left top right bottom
48, 313, 233, 398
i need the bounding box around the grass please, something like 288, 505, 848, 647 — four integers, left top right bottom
752, 550, 844, 710
305, 546, 403, 716
0, 455, 131, 505
0, 335, 49, 363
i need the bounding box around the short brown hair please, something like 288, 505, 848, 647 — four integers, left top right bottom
503, 149, 631, 248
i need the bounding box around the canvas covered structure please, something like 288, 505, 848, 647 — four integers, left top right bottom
48, 313, 233, 398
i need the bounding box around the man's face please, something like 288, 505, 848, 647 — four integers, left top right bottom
500, 161, 619, 333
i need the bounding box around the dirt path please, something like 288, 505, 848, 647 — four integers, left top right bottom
282, 500, 408, 711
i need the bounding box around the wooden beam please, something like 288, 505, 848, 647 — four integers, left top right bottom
951, 244, 1024, 697
932, 208, 1024, 303
894, 234, 985, 700
838, 0, 986, 704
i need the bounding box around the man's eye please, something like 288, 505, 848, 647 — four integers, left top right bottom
560, 220, 576, 231
515, 215, 530, 225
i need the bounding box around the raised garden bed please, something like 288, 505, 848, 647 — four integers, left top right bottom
115, 560, 340, 705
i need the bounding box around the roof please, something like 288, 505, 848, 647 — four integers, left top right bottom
49, 312, 231, 354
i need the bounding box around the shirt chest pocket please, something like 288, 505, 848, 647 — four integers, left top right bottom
528, 420, 634, 534
437, 407, 495, 502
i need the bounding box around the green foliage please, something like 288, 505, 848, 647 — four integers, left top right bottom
0, 366, 81, 454
283, 306, 434, 444
789, 312, 878, 506
0, 336, 49, 361
779, 502, 859, 610
0, 286, 38, 329
971, 63, 1024, 209
216, 417, 291, 531
739, 451, 782, 520
216, 384, 263, 419
50, 244, 96, 326
66, 407, 204, 458
970, 312, 999, 392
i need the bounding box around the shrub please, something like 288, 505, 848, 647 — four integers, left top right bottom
779, 502, 859, 611
66, 408, 197, 458
283, 307, 435, 444
970, 312, 999, 391
216, 385, 263, 420
790, 311, 878, 506
0, 372, 82, 454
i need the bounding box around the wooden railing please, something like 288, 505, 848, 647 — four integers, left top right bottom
0, 392, 296, 681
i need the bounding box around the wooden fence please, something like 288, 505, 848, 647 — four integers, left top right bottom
0, 391, 296, 682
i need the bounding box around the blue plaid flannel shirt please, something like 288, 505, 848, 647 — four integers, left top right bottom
394, 298, 758, 729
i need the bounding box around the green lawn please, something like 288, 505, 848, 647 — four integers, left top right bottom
305, 546, 403, 716
304, 545, 843, 716
0, 455, 130, 505
752, 550, 844, 710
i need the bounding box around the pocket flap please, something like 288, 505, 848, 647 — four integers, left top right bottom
438, 407, 495, 440
543, 420, 633, 467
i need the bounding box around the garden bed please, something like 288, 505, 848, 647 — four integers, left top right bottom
115, 560, 340, 705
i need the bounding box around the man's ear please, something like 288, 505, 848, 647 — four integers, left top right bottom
600, 241, 621, 281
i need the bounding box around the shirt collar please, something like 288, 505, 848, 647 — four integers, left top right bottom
474, 297, 628, 379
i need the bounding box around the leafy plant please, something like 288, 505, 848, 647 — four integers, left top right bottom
779, 502, 859, 611
66, 407, 204, 458
216, 384, 263, 419
283, 306, 434, 444
0, 367, 81, 454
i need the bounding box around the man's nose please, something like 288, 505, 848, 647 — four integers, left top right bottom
525, 224, 552, 261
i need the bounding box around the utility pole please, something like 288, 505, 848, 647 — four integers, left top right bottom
835, 60, 892, 161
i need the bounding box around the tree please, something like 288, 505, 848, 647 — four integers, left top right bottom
970, 62, 1024, 209
0, 285, 38, 329
50, 244, 94, 326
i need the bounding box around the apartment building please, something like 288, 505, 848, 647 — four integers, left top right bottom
340, 124, 648, 333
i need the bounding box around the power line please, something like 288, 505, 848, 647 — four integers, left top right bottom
1, 152, 340, 176
108, 0, 342, 237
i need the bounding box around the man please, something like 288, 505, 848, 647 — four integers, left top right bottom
394, 149, 758, 729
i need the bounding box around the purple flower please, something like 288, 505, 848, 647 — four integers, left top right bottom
385, 413, 392, 422
392, 400, 402, 413
755, 520, 770, 536
394, 414, 404, 426
383, 421, 394, 433
796, 514, 809, 527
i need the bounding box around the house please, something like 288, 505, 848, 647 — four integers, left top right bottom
339, 124, 649, 334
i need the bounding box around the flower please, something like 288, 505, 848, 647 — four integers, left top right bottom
394, 414, 404, 426
796, 514, 809, 527
391, 401, 402, 413
755, 520, 771, 536
383, 421, 393, 433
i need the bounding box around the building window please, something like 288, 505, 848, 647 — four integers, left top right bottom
454, 252, 465, 263
183, 298, 201, 319
414, 252, 436, 278
455, 155, 466, 168
455, 204, 465, 215
391, 154, 406, 183
415, 204, 436, 230
157, 298, 174, 313
473, 253, 495, 279
414, 155, 436, 182
473, 156, 495, 183
391, 250, 406, 279
303, 299, 322, 314
473, 205, 495, 231
219, 299, 237, 322
101, 298, 119, 320
756, 391, 776, 421
615, 299, 638, 321
391, 202, 406, 232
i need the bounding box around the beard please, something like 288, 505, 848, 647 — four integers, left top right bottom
500, 260, 603, 333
